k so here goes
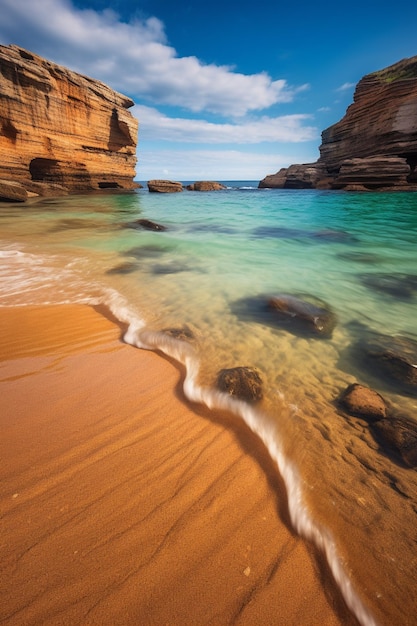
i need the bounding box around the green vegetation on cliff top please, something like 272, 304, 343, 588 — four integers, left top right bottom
371, 56, 417, 83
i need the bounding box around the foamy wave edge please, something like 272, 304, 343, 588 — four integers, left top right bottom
122, 320, 380, 626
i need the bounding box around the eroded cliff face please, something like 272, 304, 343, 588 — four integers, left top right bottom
320, 57, 417, 174
259, 55, 417, 191
0, 45, 138, 195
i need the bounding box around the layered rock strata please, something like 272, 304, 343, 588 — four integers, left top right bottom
259, 55, 417, 191
0, 45, 138, 195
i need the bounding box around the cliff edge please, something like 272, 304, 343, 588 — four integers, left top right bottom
0, 45, 138, 196
259, 55, 417, 191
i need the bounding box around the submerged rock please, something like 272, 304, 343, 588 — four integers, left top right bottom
124, 244, 172, 259
162, 325, 195, 342
358, 333, 417, 394
337, 251, 381, 264
216, 366, 263, 402
267, 293, 337, 338
371, 415, 417, 468
127, 218, 167, 231
106, 261, 139, 275
152, 262, 192, 274
336, 381, 417, 467
252, 225, 357, 243
188, 223, 237, 235
359, 272, 417, 299
338, 383, 387, 422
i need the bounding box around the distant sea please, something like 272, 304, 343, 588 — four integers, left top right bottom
1, 182, 417, 626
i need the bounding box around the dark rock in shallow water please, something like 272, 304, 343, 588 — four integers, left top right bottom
162, 325, 195, 342
50, 217, 107, 232
311, 229, 359, 243
106, 261, 139, 275
126, 218, 167, 232
216, 366, 263, 402
252, 225, 357, 243
252, 226, 308, 239
124, 244, 172, 259
338, 383, 387, 422
357, 333, 417, 395
359, 272, 417, 300
152, 262, 191, 274
268, 293, 337, 338
187, 224, 237, 235
337, 251, 381, 264
371, 415, 417, 468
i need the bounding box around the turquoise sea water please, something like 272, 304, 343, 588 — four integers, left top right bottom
1, 184, 417, 626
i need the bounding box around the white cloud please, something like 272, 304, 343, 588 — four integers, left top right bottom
133, 105, 318, 144
336, 82, 356, 92
0, 0, 308, 117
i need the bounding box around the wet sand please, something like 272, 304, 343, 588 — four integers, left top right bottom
0, 304, 357, 625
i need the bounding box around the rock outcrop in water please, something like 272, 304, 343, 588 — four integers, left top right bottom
0, 44, 138, 197
147, 180, 183, 193
216, 366, 263, 402
338, 383, 417, 467
267, 293, 337, 338
259, 55, 417, 191
338, 383, 388, 422
186, 181, 227, 191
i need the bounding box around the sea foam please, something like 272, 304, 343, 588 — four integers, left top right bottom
123, 323, 379, 626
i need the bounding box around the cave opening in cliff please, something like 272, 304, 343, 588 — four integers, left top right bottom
29, 158, 62, 182
98, 182, 120, 189
404, 153, 417, 182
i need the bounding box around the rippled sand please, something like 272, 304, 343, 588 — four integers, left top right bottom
0, 304, 356, 626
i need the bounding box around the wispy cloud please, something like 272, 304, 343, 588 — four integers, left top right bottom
133, 105, 318, 143
0, 0, 308, 117
336, 82, 356, 92
0, 0, 320, 179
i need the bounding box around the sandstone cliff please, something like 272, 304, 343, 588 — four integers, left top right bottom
0, 45, 138, 196
259, 55, 417, 191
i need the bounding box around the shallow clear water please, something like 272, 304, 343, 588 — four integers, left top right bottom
1, 184, 417, 626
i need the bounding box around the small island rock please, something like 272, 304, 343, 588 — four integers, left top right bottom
186, 181, 227, 191
147, 180, 183, 193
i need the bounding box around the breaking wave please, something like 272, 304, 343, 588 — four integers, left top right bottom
122, 321, 379, 626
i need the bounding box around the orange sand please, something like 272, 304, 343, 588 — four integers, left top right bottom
0, 304, 357, 625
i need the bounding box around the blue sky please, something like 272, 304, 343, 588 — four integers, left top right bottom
1, 0, 416, 181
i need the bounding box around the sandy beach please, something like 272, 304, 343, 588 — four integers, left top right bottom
0, 304, 357, 626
